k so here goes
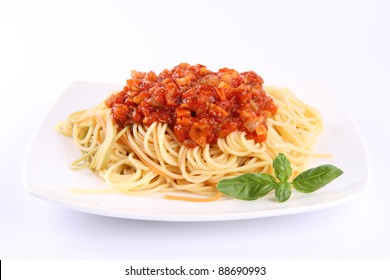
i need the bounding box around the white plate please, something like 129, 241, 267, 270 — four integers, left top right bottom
23, 81, 369, 222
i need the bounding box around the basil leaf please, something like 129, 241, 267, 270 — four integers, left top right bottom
273, 153, 292, 182
217, 173, 276, 200
292, 164, 343, 193
275, 182, 291, 202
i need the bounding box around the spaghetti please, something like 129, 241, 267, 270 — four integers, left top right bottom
55, 64, 323, 201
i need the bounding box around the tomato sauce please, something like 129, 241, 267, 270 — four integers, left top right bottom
105, 63, 277, 148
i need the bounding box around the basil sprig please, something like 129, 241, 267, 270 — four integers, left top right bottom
217, 153, 343, 202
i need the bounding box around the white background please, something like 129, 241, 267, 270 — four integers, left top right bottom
1, 0, 389, 260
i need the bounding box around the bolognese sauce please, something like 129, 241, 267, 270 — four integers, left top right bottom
105, 63, 277, 148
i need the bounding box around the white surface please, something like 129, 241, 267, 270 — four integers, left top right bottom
23, 81, 368, 222
1, 0, 389, 259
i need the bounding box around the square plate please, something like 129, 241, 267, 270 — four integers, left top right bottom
23, 81, 369, 221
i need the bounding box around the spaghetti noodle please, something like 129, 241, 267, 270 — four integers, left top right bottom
55, 64, 322, 201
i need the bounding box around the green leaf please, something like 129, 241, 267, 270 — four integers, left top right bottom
273, 153, 292, 182
217, 173, 276, 200
292, 164, 343, 193
274, 182, 291, 202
